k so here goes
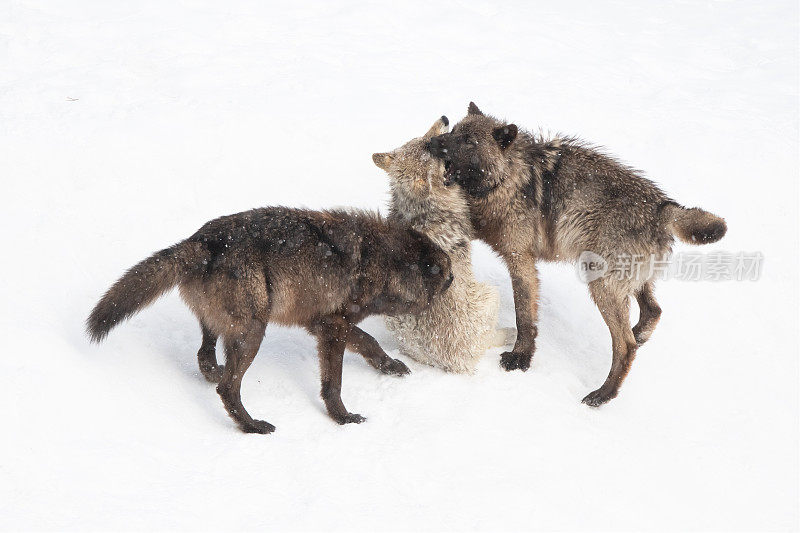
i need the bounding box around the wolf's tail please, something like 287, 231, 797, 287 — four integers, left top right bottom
661, 202, 727, 245
86, 240, 205, 342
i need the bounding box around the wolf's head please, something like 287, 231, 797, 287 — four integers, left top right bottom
413, 229, 455, 302
372, 116, 451, 202
426, 102, 519, 197
376, 227, 454, 314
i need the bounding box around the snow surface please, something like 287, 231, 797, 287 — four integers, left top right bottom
2, 1, 798, 531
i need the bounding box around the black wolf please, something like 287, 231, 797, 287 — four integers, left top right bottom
88, 207, 453, 433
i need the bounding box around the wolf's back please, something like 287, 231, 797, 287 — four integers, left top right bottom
86, 240, 206, 342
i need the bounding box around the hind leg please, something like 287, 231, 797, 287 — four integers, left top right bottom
216, 320, 273, 434
197, 322, 224, 383
347, 326, 410, 376
632, 281, 662, 345
312, 316, 365, 425
582, 282, 638, 407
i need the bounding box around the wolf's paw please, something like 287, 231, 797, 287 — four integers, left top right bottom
379, 357, 411, 376
334, 412, 367, 425
241, 419, 276, 434
500, 351, 532, 372
581, 387, 617, 407
200, 363, 225, 383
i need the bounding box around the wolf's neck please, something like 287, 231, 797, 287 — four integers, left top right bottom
389, 188, 473, 253
500, 131, 563, 205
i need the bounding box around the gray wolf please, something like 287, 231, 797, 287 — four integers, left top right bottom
427, 102, 726, 406
373, 116, 512, 373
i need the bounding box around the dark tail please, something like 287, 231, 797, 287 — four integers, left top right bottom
86, 240, 205, 342
662, 203, 727, 245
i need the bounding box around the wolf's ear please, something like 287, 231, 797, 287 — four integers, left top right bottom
424, 116, 449, 139
492, 124, 518, 150
467, 102, 484, 116
372, 153, 394, 170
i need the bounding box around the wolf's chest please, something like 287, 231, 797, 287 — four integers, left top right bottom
470, 194, 554, 258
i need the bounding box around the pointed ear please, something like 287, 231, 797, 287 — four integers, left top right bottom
492, 124, 518, 150
423, 115, 449, 139
372, 153, 393, 170
467, 102, 484, 116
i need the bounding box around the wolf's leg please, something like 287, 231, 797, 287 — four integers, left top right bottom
473, 281, 506, 349
313, 316, 365, 425
632, 281, 662, 345
500, 252, 539, 371
197, 321, 223, 383
583, 283, 638, 407
347, 326, 410, 376
488, 327, 518, 348
216, 320, 273, 434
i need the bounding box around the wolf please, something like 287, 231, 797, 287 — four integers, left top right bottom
372, 116, 512, 373
87, 207, 453, 433
427, 102, 727, 406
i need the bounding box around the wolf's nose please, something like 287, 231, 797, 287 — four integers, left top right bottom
440, 115, 449, 127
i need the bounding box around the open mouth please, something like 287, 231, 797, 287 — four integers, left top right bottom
443, 160, 455, 186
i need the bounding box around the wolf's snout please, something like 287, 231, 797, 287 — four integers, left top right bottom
442, 161, 455, 186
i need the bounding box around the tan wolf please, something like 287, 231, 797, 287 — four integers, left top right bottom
373, 116, 512, 373
87, 207, 453, 433
427, 102, 726, 406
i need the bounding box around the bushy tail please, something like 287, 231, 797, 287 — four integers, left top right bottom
86, 240, 204, 342
662, 203, 727, 245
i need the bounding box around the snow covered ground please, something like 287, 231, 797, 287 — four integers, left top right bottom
2, 1, 798, 531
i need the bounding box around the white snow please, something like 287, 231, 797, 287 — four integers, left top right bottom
1, 1, 798, 531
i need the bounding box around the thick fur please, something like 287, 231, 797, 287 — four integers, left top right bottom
373, 117, 510, 373
87, 243, 203, 342
663, 204, 728, 244
87, 207, 453, 433
427, 102, 726, 405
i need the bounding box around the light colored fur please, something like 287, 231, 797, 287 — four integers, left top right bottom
373, 118, 511, 373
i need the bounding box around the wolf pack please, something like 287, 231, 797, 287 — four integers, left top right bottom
88, 103, 727, 434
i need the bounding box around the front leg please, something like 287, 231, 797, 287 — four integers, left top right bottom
347, 326, 410, 376
312, 316, 366, 425
501, 252, 540, 372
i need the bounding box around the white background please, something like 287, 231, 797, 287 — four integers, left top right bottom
2, 1, 798, 531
